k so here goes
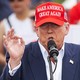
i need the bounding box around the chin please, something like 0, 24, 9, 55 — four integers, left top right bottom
14, 9, 22, 13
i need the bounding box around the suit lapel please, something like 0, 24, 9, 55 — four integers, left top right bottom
28, 42, 78, 80
28, 42, 47, 80
62, 43, 77, 80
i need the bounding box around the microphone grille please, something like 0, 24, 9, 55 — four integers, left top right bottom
47, 40, 57, 50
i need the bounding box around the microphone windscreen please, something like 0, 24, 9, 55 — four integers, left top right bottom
47, 40, 59, 57
47, 40, 57, 50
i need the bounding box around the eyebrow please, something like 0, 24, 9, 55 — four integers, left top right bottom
41, 23, 60, 27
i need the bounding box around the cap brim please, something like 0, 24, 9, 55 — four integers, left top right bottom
36, 17, 64, 27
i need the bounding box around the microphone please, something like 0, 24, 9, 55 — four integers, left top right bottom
47, 39, 59, 62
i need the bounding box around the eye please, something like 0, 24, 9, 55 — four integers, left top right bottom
40, 23, 60, 29
52, 24, 60, 29
40, 24, 48, 29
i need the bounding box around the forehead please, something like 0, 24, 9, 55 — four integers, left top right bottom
40, 22, 60, 27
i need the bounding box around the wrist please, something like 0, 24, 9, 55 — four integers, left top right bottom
9, 58, 21, 70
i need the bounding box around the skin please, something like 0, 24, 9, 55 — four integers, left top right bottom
0, 22, 6, 65
3, 22, 69, 70
36, 22, 70, 50
0, 0, 31, 67
9, 0, 31, 20
3, 29, 25, 70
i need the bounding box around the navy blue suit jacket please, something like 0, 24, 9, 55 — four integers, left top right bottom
0, 41, 80, 80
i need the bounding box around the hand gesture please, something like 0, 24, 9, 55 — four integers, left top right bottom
3, 29, 25, 69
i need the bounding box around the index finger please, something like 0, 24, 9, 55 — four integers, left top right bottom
7, 28, 15, 39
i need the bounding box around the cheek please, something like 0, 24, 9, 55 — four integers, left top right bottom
37, 29, 47, 44
55, 31, 65, 42
11, 4, 22, 11
19, 3, 25, 9
38, 31, 46, 39
10, 4, 14, 9
25, 0, 30, 7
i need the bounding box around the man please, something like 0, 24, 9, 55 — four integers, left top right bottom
1, 2, 80, 80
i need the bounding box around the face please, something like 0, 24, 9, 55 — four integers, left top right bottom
36, 22, 69, 50
9, 0, 30, 13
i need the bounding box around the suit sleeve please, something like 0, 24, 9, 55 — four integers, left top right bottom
0, 52, 23, 80
0, 64, 22, 80
0, 45, 30, 80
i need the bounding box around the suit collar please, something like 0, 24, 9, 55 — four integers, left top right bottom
28, 41, 47, 80
28, 42, 77, 80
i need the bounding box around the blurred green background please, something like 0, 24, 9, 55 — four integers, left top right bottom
54, 0, 65, 3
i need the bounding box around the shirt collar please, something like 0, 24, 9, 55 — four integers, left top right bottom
38, 41, 65, 58
38, 41, 48, 57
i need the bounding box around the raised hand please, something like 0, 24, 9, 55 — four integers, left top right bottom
3, 29, 25, 69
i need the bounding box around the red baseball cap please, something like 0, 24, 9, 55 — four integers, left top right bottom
35, 2, 68, 27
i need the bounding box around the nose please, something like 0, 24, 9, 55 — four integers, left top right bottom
47, 26, 53, 34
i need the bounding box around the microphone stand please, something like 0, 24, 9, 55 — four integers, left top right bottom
47, 56, 58, 80
47, 56, 53, 80
47, 39, 58, 80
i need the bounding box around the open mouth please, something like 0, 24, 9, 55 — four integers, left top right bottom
48, 37, 53, 41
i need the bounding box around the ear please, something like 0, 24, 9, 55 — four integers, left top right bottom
65, 22, 70, 35
35, 27, 39, 37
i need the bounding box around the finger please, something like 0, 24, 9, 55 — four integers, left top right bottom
3, 35, 13, 48
3, 35, 6, 41
11, 35, 21, 40
7, 28, 14, 39
3, 35, 8, 47
19, 38, 25, 45
18, 38, 25, 51
3, 35, 8, 45
3, 33, 11, 43
9, 36, 24, 45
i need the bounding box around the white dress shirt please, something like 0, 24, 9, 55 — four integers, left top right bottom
38, 42, 64, 80
9, 41, 65, 80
